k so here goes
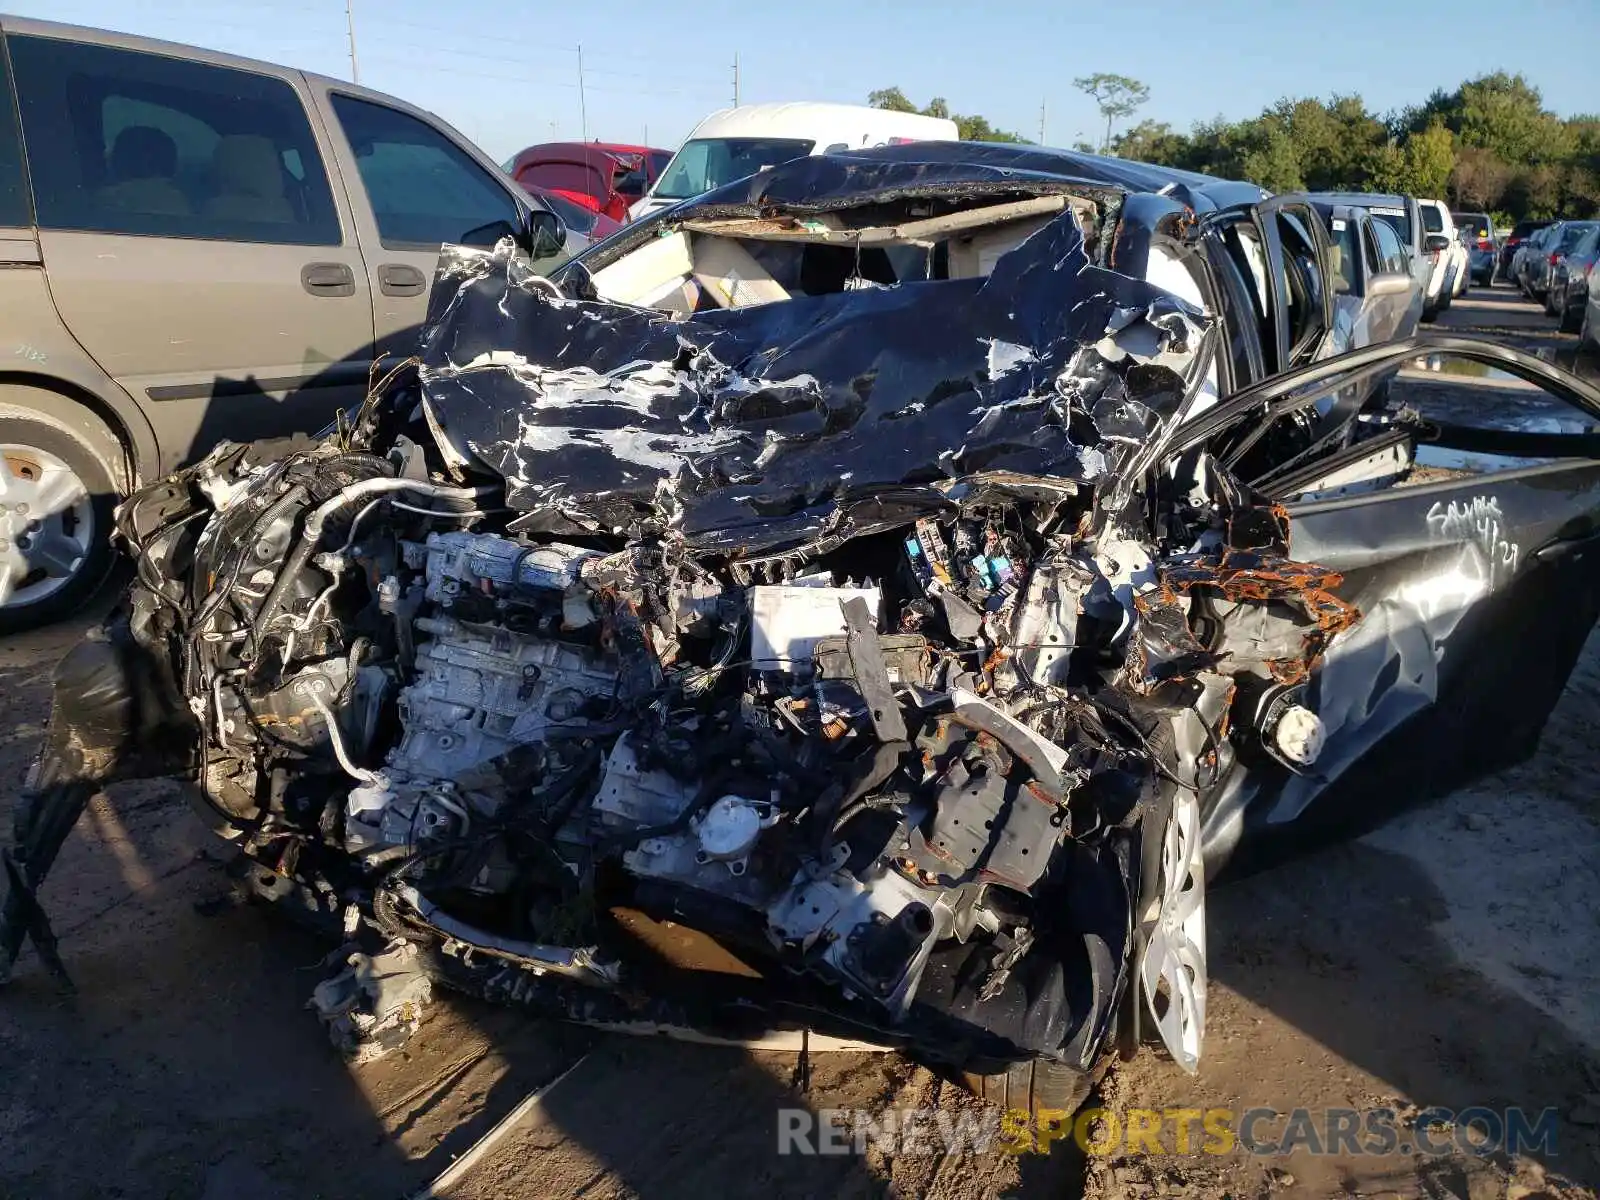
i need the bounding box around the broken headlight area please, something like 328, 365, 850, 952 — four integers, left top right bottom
10, 222, 1361, 1095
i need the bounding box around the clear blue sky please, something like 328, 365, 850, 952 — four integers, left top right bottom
18, 0, 1599, 162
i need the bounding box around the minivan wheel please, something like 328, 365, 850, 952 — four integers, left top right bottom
0, 417, 117, 635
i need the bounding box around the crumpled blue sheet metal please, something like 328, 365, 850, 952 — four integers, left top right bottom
416, 214, 1208, 555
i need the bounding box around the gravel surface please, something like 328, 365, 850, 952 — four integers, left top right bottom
0, 285, 1596, 1199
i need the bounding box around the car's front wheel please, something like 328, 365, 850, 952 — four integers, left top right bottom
0, 416, 117, 636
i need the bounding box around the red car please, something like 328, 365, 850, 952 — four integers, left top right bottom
506, 142, 672, 224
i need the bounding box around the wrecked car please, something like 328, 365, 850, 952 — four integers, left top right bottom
9, 145, 1600, 1113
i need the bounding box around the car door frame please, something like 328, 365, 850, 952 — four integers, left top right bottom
1196, 193, 1335, 383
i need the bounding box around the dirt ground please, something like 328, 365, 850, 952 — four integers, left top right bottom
2, 285, 1599, 1200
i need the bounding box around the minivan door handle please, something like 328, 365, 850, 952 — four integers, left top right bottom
377, 264, 427, 297
301, 262, 356, 297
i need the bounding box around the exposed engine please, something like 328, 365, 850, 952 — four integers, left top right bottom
55, 226, 1364, 1089
97, 383, 1354, 1085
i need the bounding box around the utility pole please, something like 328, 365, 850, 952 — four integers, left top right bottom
732, 52, 740, 107
1038, 97, 1046, 145
577, 43, 588, 143
344, 0, 359, 83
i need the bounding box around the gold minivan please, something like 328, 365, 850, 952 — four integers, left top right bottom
0, 15, 573, 631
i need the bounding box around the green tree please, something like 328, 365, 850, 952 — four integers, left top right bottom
1073, 73, 1151, 152
866, 87, 916, 114
1110, 119, 1192, 165
1238, 122, 1304, 192
1401, 119, 1455, 197
866, 88, 1025, 143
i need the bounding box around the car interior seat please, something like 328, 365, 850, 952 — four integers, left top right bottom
204, 134, 296, 225
97, 125, 191, 217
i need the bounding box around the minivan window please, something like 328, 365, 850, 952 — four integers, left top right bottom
0, 43, 29, 225
329, 94, 521, 250
11, 35, 340, 244
654, 137, 815, 201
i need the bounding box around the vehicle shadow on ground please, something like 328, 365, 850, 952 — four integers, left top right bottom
0, 633, 582, 1198
0, 639, 903, 1199
1208, 832, 1600, 1193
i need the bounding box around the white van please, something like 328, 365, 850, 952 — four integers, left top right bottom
629, 102, 959, 220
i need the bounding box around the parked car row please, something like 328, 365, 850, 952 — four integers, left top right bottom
501, 104, 964, 226
1498, 218, 1553, 280
1490, 213, 1600, 351
1518, 220, 1600, 310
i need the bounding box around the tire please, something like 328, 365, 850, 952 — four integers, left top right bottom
1560, 299, 1583, 335
964, 1055, 1100, 1116
1544, 289, 1559, 317
0, 416, 118, 636
1579, 306, 1595, 353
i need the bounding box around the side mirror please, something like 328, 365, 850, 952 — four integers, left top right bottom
1424, 233, 1452, 253
1368, 271, 1413, 298
523, 208, 568, 258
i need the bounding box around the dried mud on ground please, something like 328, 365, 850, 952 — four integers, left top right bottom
1, 289, 1598, 1199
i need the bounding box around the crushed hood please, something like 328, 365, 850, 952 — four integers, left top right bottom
415, 213, 1211, 552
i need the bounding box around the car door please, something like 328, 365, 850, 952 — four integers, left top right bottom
1358, 215, 1412, 342
8, 30, 373, 471
1368, 217, 1422, 336
308, 84, 566, 361
1161, 338, 1600, 857
1232, 195, 1336, 371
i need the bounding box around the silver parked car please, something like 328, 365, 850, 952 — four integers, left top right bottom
1311, 193, 1443, 319
0, 16, 582, 632
1311, 199, 1424, 347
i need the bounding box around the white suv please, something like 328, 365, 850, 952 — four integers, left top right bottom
1419, 199, 1469, 310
